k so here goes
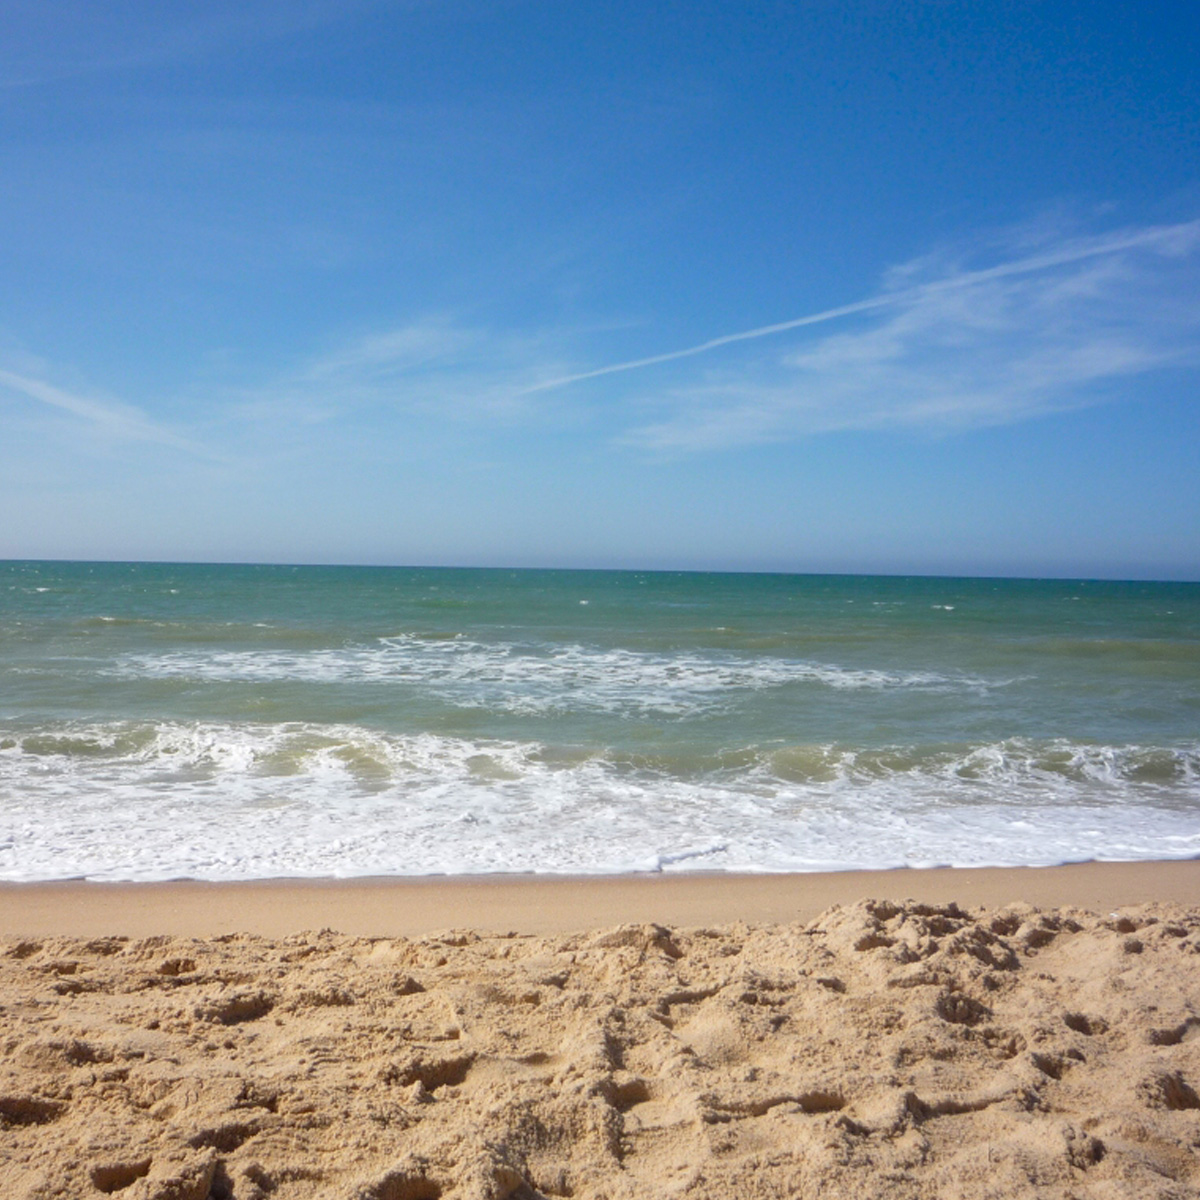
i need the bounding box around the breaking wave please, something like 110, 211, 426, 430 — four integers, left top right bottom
111, 636, 1000, 716
1, 721, 1196, 882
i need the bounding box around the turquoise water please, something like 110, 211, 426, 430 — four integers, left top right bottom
1, 560, 1198, 880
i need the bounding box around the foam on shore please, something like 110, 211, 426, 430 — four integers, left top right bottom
2, 720, 1198, 882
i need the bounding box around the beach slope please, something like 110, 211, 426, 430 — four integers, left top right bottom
3, 888, 1200, 1197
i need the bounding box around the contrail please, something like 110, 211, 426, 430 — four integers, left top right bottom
0, 368, 211, 457
521, 219, 1199, 395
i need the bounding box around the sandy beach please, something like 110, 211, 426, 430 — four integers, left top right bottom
2, 862, 1199, 1198
0, 860, 1199, 939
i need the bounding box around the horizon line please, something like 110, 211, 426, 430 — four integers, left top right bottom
2, 555, 1197, 585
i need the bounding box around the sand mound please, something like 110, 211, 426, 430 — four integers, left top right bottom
3, 900, 1199, 1198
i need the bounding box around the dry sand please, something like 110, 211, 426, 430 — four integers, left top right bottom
2, 864, 1199, 1198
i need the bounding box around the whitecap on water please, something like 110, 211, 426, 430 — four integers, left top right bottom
0, 721, 1196, 883
109, 638, 997, 717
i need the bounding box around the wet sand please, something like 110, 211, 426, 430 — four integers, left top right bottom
2, 859, 1199, 939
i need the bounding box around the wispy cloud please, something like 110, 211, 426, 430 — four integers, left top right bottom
0, 368, 211, 456
525, 219, 1199, 396
36, 215, 1192, 466
612, 217, 1200, 451
215, 216, 1200, 457
230, 317, 582, 431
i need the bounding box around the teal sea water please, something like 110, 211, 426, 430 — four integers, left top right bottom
1, 560, 1198, 881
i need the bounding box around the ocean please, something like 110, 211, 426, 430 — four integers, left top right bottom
1, 560, 1197, 881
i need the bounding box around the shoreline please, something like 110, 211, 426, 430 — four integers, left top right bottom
3, 858, 1198, 937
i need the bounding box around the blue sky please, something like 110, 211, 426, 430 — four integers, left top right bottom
2, 1, 1198, 578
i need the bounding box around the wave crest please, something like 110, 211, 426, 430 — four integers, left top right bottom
0, 722, 1196, 882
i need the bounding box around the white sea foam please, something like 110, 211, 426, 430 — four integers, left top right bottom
112, 638, 994, 716
0, 722, 1196, 882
